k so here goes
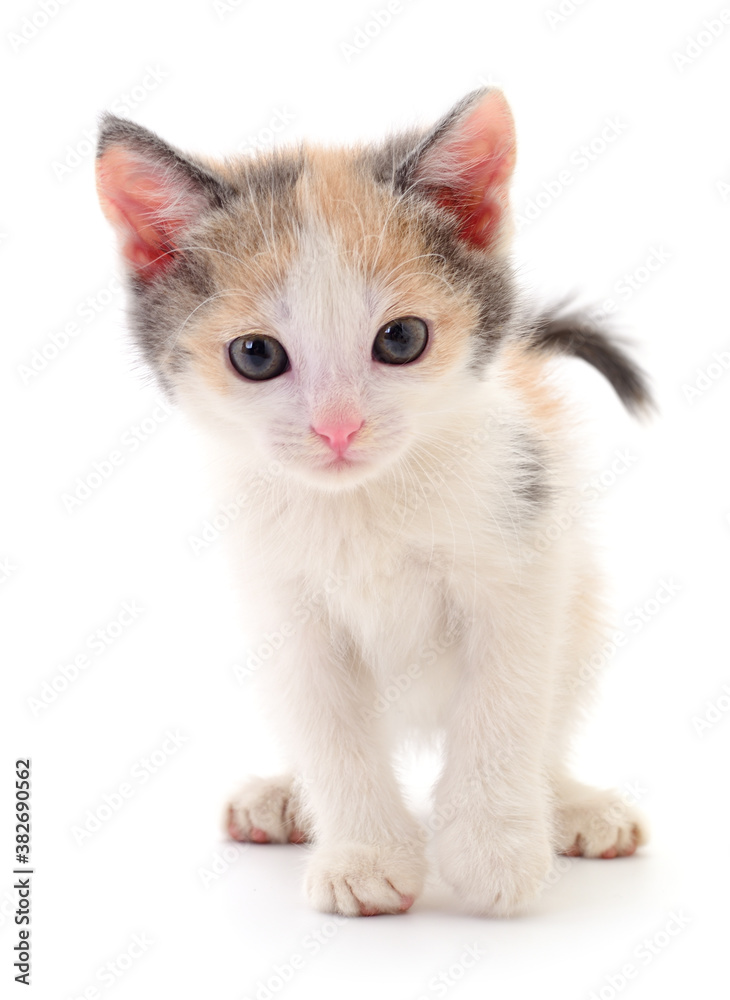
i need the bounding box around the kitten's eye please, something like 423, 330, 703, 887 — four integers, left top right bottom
228, 334, 289, 381
372, 316, 428, 365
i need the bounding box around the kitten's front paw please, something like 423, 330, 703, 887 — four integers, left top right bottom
225, 775, 309, 844
304, 842, 426, 917
436, 815, 553, 917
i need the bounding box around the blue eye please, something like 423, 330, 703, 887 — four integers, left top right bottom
229, 334, 289, 381
372, 316, 428, 365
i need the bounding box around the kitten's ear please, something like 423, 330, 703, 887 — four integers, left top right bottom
96, 115, 233, 281
396, 89, 516, 252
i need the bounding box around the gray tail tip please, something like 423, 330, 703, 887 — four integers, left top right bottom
529, 307, 656, 419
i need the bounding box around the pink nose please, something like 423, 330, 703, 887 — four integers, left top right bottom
312, 418, 364, 456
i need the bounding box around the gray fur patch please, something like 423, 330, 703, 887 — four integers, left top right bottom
513, 432, 550, 510
361, 94, 517, 370
98, 116, 304, 392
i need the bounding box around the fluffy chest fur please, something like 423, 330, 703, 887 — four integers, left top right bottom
211, 371, 557, 711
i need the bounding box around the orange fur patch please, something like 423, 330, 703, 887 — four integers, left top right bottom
181, 145, 481, 393
499, 343, 566, 436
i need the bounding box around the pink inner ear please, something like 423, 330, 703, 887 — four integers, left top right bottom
416, 92, 516, 251
96, 146, 205, 279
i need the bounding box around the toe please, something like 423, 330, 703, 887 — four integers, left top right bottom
227, 806, 245, 841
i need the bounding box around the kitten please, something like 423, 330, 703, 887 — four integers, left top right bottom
96, 89, 650, 917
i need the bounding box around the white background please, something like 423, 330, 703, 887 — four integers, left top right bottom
3, 0, 729, 997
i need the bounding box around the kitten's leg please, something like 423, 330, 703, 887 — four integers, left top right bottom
434, 586, 560, 916
225, 774, 310, 844
257, 620, 426, 916
549, 574, 649, 859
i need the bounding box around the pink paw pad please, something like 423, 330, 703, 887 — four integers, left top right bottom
250, 827, 271, 843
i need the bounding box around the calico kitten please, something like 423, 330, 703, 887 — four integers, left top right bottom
96, 89, 649, 917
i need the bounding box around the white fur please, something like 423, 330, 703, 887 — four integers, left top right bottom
178, 222, 644, 917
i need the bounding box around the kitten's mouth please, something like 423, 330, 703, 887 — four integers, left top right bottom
308, 447, 377, 482
321, 453, 359, 471
283, 444, 397, 490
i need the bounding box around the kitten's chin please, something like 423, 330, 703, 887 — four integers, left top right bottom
286, 452, 393, 492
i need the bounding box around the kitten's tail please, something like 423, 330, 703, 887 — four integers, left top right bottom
527, 306, 654, 416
